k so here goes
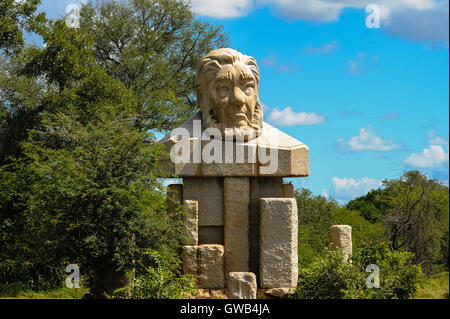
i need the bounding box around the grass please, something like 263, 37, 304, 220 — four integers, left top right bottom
0, 285, 88, 299
1, 272, 448, 299
414, 272, 449, 299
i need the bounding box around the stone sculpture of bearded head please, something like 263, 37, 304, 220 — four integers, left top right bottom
195, 48, 263, 140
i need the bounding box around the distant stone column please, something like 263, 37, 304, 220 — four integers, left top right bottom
224, 177, 250, 273
259, 198, 298, 289
329, 225, 352, 262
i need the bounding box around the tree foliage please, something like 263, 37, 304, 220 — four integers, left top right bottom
295, 242, 423, 299
80, 0, 228, 131
346, 188, 388, 223
382, 171, 449, 271
0, 0, 227, 298
0, 0, 45, 55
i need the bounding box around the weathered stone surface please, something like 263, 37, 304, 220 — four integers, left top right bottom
195, 48, 263, 141
259, 198, 298, 288
282, 183, 294, 198
227, 272, 257, 299
183, 178, 224, 226
224, 177, 250, 273
198, 244, 225, 288
264, 287, 295, 299
183, 200, 198, 245
167, 184, 183, 215
181, 245, 198, 275
329, 225, 352, 262
159, 112, 309, 177
249, 178, 283, 282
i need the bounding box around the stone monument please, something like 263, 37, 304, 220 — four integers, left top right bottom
160, 48, 309, 299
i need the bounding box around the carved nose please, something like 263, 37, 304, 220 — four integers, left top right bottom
231, 87, 245, 107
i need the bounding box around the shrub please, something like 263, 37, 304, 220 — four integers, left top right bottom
115, 249, 196, 299
294, 242, 424, 299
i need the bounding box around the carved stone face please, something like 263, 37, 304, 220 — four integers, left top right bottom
195, 48, 263, 139
209, 63, 257, 129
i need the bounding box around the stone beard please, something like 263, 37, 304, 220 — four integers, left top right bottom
195, 48, 263, 140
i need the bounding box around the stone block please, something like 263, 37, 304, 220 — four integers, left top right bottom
159, 112, 309, 178
329, 225, 352, 262
182, 245, 198, 275
259, 198, 298, 288
183, 178, 224, 226
224, 177, 250, 273
264, 287, 295, 299
227, 272, 257, 299
183, 200, 198, 245
198, 244, 225, 288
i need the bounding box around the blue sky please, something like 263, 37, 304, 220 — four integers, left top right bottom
32, 0, 449, 202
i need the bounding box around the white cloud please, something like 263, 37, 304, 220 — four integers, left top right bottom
301, 40, 339, 54
404, 131, 449, 169
190, 0, 252, 18
332, 177, 381, 200
428, 130, 449, 145
268, 106, 326, 126
338, 125, 402, 152
384, 1, 449, 43
404, 145, 449, 168
190, 0, 448, 44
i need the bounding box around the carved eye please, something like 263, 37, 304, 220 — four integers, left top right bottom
217, 84, 230, 96
244, 83, 254, 95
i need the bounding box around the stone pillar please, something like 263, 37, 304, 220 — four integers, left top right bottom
182, 200, 198, 245
259, 198, 298, 289
227, 272, 257, 299
329, 225, 352, 262
224, 177, 250, 273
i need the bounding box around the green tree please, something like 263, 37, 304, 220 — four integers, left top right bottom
295, 188, 385, 266
346, 188, 389, 223
80, 0, 228, 131
295, 188, 337, 266
382, 171, 449, 272
332, 207, 385, 251
1, 0, 227, 298
0, 0, 45, 55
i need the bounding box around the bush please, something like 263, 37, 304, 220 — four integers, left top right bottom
115, 249, 196, 299
295, 248, 361, 299
294, 242, 424, 299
